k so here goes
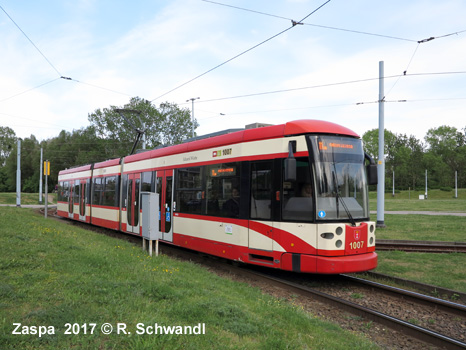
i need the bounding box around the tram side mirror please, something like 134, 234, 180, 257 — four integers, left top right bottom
364, 152, 378, 186
366, 164, 378, 186
284, 157, 296, 182
284, 140, 297, 182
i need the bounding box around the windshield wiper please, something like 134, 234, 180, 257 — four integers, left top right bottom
332, 170, 357, 226
331, 147, 357, 227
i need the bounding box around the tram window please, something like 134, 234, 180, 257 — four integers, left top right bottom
93, 177, 103, 206
206, 163, 241, 218
141, 172, 153, 192
176, 167, 203, 214
250, 161, 272, 220
73, 180, 80, 205
121, 174, 128, 209
102, 176, 117, 207
282, 157, 314, 221
62, 182, 69, 202
57, 182, 64, 202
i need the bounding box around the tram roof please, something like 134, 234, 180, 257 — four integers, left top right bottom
123, 119, 358, 164
58, 120, 359, 175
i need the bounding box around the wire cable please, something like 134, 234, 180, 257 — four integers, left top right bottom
202, 0, 416, 42
385, 43, 420, 97
70, 79, 132, 97
0, 4, 62, 77
151, 0, 332, 102
0, 78, 61, 103
179, 71, 466, 107
194, 75, 399, 104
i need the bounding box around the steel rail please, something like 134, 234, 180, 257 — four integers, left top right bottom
340, 274, 466, 317
376, 239, 466, 253
240, 269, 466, 350
357, 271, 466, 302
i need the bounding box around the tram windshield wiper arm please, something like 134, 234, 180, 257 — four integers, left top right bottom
331, 152, 357, 226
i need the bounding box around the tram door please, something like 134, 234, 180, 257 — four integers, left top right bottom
68, 183, 74, 218
79, 180, 87, 221
156, 170, 173, 242
127, 173, 141, 234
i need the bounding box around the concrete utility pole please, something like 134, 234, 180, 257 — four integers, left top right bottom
39, 148, 43, 204
44, 160, 49, 218
377, 61, 386, 228
392, 169, 395, 197
187, 97, 199, 138
425, 169, 428, 199
16, 139, 21, 207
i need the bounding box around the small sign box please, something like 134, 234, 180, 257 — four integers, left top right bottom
419, 195, 425, 200
44, 161, 50, 176
141, 192, 160, 240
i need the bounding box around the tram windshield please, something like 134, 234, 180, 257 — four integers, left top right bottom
309, 135, 369, 222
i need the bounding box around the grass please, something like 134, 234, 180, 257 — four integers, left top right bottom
369, 189, 466, 212
374, 251, 466, 293
0, 192, 55, 205
372, 214, 466, 242
0, 207, 377, 350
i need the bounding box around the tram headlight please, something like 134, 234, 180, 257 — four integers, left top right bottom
335, 240, 342, 248
320, 232, 334, 239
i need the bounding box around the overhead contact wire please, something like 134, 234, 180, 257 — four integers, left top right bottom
0, 4, 62, 77
151, 0, 332, 102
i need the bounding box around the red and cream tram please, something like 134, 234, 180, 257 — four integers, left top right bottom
58, 119, 378, 274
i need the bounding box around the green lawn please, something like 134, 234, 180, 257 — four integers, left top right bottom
373, 214, 466, 242
0, 192, 55, 205
374, 251, 466, 293
369, 189, 466, 212
0, 207, 377, 350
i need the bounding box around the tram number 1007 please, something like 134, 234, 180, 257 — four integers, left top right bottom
349, 241, 364, 250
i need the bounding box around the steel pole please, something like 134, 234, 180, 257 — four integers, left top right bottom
16, 140, 21, 207
187, 97, 199, 138
39, 148, 43, 204
377, 61, 385, 227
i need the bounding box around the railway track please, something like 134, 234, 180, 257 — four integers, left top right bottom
376, 239, 466, 253
159, 242, 466, 349
357, 271, 466, 303
241, 269, 466, 350
49, 212, 466, 348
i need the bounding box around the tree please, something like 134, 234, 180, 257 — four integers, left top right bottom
424, 126, 465, 188
88, 97, 196, 156
362, 128, 397, 162
3, 135, 40, 192
0, 126, 16, 166
390, 134, 424, 190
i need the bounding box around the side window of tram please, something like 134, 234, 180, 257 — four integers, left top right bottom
93, 177, 103, 206
102, 176, 117, 207
175, 167, 203, 214
206, 163, 241, 218
250, 161, 272, 220
73, 181, 80, 205
282, 157, 314, 221
141, 172, 153, 192
140, 172, 154, 211
58, 182, 66, 202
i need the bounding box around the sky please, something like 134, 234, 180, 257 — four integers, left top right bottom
1, 0, 465, 144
